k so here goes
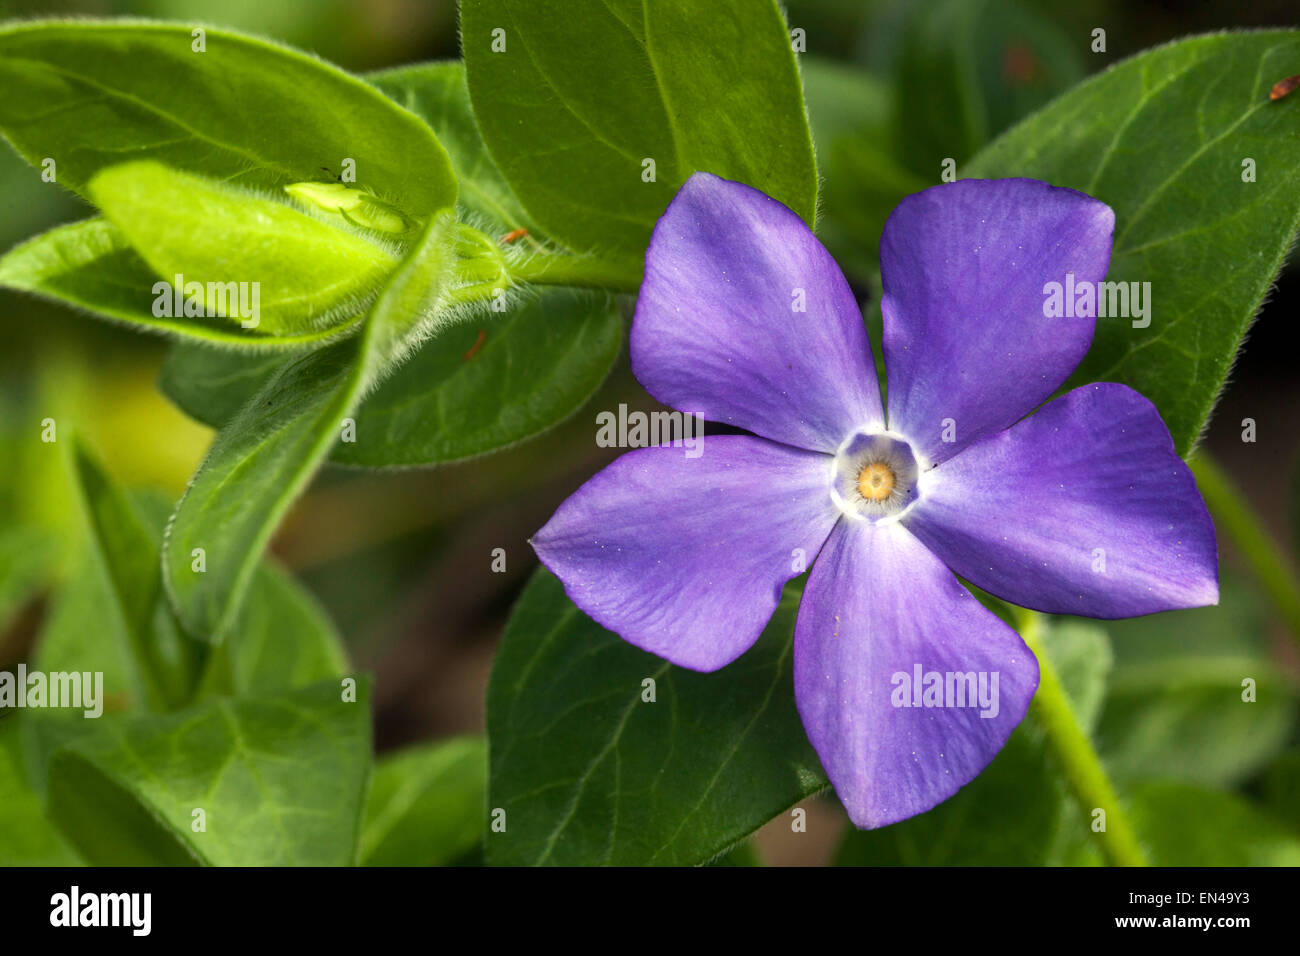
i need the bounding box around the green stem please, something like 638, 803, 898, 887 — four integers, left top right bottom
507, 251, 641, 293
1017, 610, 1150, 867
1189, 452, 1300, 645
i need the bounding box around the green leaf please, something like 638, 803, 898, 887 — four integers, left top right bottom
149, 59, 622, 472
46, 677, 372, 866
33, 438, 193, 714
891, 0, 1083, 179
966, 30, 1300, 456
707, 840, 765, 866
0, 20, 456, 218
461, 0, 817, 262
16, 468, 219, 786
0, 523, 59, 631
0, 720, 81, 865
1095, 573, 1297, 788
22, 455, 350, 802
160, 56, 625, 468
1130, 783, 1300, 865
1060, 781, 1300, 866
835, 619, 1110, 865
486, 570, 825, 866
0, 218, 363, 347
836, 726, 1059, 866
360, 736, 486, 866
164, 289, 622, 466
333, 289, 621, 466
159, 345, 290, 427
162, 339, 360, 641
85, 161, 397, 337
368, 61, 534, 236
162, 211, 458, 639
200, 562, 351, 699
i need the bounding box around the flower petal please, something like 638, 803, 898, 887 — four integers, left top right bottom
631, 172, 884, 453
881, 178, 1115, 463
794, 519, 1038, 829
532, 435, 839, 672
902, 383, 1219, 617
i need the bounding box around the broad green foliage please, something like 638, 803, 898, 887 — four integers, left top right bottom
707, 841, 765, 866
158, 346, 289, 428
0, 524, 59, 631
162, 211, 457, 640
1057, 781, 1300, 866
46, 677, 372, 866
967, 30, 1300, 455
1096, 574, 1296, 787
21, 443, 352, 782
361, 736, 486, 866
368, 61, 535, 237
487, 572, 825, 866
462, 0, 817, 265
0, 721, 81, 865
0, 218, 363, 347
1123, 783, 1300, 866
164, 289, 622, 467
331, 290, 621, 466
160, 339, 362, 642
55, 440, 191, 713
159, 59, 624, 469
88, 161, 398, 336
201, 562, 351, 699
12, 441, 365, 868
0, 20, 456, 216
0, 131, 82, 248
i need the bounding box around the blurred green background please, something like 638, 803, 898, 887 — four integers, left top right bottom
1, 0, 1297, 864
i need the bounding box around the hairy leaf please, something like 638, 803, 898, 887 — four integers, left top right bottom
162, 212, 458, 639
462, 0, 817, 264
0, 20, 456, 217
0, 218, 364, 347
368, 61, 534, 236
87, 162, 397, 337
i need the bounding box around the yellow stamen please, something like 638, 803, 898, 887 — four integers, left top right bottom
857, 462, 896, 502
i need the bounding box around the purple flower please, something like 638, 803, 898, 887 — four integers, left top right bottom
532, 173, 1218, 828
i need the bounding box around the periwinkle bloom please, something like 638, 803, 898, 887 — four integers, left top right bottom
532, 173, 1218, 828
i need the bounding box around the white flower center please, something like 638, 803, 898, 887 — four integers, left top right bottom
830, 431, 922, 522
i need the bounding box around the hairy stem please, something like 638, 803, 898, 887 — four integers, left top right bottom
1017, 609, 1150, 867
507, 250, 641, 293
1189, 452, 1300, 645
